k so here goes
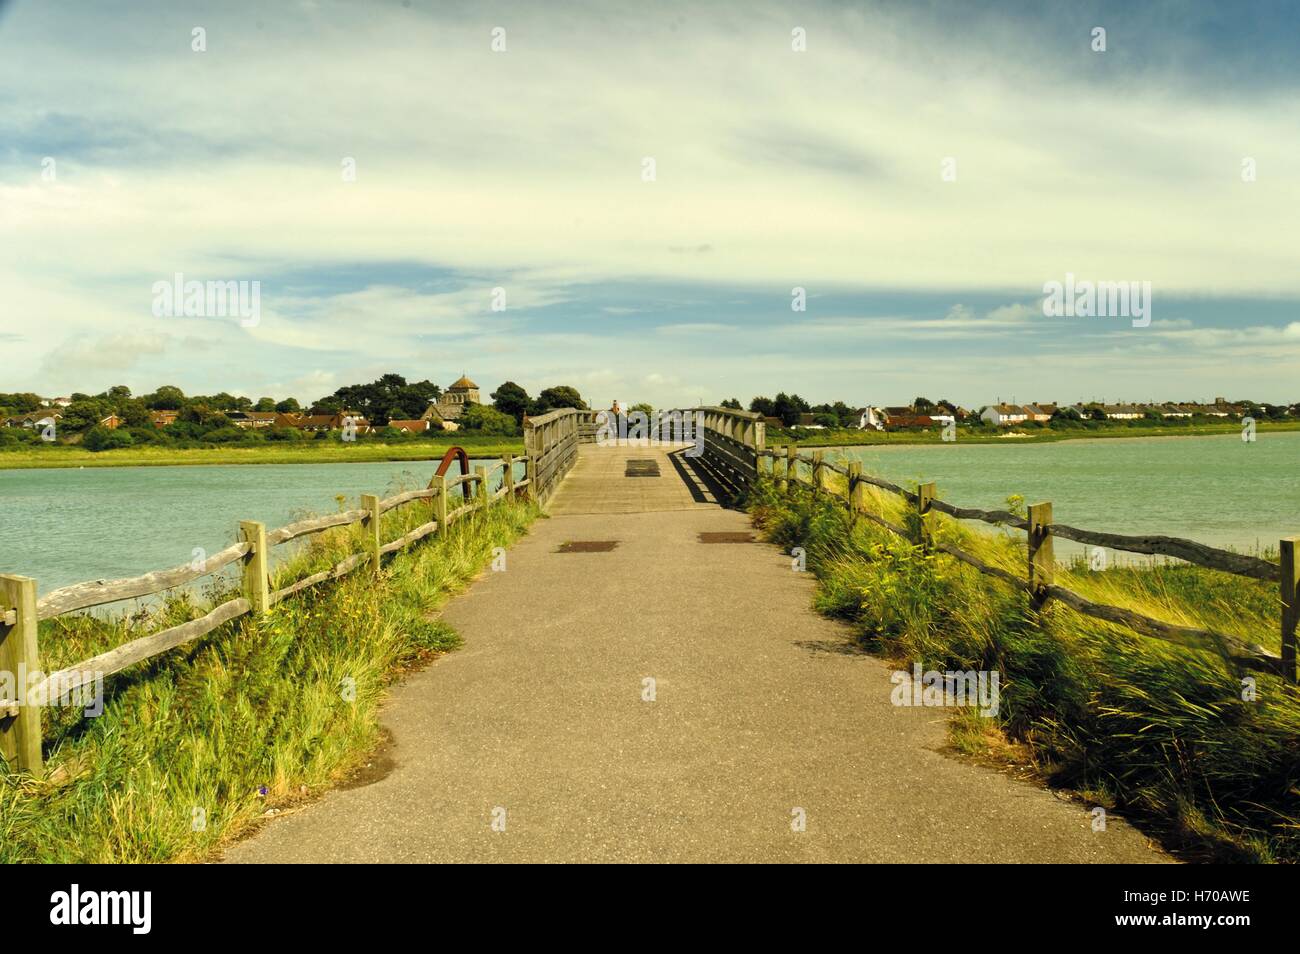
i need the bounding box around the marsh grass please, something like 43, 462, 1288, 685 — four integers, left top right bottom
0, 487, 538, 862
748, 475, 1300, 862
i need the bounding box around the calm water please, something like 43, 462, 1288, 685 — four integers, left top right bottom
2, 435, 1297, 596
0, 458, 519, 595
823, 432, 1300, 556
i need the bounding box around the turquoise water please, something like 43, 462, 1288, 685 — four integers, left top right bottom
0, 458, 520, 596
823, 432, 1300, 557
1, 434, 1296, 597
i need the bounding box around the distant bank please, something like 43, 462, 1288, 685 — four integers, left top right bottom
0, 437, 525, 470
777, 420, 1300, 449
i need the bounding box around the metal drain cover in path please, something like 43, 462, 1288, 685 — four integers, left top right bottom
624, 459, 660, 477
698, 532, 756, 544
557, 540, 620, 553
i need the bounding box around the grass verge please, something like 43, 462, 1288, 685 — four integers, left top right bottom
747, 477, 1300, 862
0, 492, 538, 862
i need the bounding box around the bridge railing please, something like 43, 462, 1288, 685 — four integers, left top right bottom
523, 407, 580, 502
760, 446, 1297, 684
0, 450, 532, 776
669, 406, 766, 502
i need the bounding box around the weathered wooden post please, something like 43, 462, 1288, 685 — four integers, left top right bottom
916, 482, 936, 551
1281, 537, 1298, 684
785, 444, 796, 494
526, 455, 538, 501
361, 494, 381, 575
476, 464, 490, 506
503, 454, 515, 499
238, 520, 269, 615
0, 574, 41, 774
432, 473, 448, 531
847, 461, 863, 526
812, 451, 824, 497
1027, 501, 1054, 611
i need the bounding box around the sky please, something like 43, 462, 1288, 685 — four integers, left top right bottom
1, 0, 1298, 410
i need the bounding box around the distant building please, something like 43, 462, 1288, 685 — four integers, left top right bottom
430, 374, 481, 422
980, 403, 1029, 426
857, 407, 886, 431
150, 410, 179, 427
387, 419, 429, 434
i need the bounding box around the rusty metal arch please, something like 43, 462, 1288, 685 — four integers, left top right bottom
429, 446, 474, 501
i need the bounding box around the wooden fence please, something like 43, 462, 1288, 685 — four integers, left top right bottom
0, 452, 531, 775
523, 408, 580, 502
760, 445, 1298, 684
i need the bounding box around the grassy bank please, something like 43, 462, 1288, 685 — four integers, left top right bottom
0, 492, 538, 862
775, 419, 1300, 448
0, 436, 525, 470
746, 477, 1300, 862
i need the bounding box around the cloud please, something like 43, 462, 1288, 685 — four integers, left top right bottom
40, 331, 169, 375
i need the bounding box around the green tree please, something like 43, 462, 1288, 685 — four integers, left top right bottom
720, 397, 742, 410
82, 426, 134, 451
254, 397, 277, 412
275, 397, 301, 413
459, 404, 519, 435
535, 385, 587, 411
491, 381, 532, 422
144, 385, 186, 410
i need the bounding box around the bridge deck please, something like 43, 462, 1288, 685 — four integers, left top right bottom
226, 445, 1169, 863
546, 444, 716, 514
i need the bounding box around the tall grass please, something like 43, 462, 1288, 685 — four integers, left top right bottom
748, 476, 1300, 862
0, 489, 538, 862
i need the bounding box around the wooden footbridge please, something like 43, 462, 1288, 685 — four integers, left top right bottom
3, 405, 1293, 861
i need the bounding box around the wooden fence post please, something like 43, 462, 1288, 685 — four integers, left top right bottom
503, 454, 515, 498
526, 455, 538, 501
0, 574, 42, 774
361, 494, 381, 576
812, 451, 824, 497
1281, 537, 1298, 684
238, 520, 269, 615
916, 482, 936, 551
1027, 501, 1054, 611
848, 461, 863, 526
432, 474, 448, 531
785, 444, 796, 494
476, 465, 490, 506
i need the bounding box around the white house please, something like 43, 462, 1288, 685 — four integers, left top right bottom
857, 407, 886, 430
980, 403, 1028, 426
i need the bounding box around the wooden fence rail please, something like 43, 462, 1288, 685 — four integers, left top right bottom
0, 450, 530, 775
760, 445, 1296, 683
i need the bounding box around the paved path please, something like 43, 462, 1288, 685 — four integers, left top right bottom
225, 446, 1169, 863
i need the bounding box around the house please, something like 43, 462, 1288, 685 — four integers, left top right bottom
795, 412, 825, 429
387, 419, 429, 434
430, 374, 481, 422
980, 403, 1029, 426
150, 410, 179, 427
6, 410, 62, 429
1101, 404, 1144, 420
857, 407, 886, 431
761, 415, 784, 429
227, 411, 285, 429
99, 414, 121, 430
44, 396, 72, 408
419, 404, 458, 431
1158, 404, 1194, 418
297, 412, 371, 433
1027, 403, 1056, 421
885, 414, 934, 431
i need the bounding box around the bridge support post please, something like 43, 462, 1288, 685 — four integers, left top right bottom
362, 494, 381, 576
525, 455, 537, 501
1281, 537, 1298, 684
503, 455, 515, 498
475, 465, 490, 506
848, 461, 863, 526
917, 483, 936, 552
0, 574, 42, 775
432, 474, 448, 530
239, 520, 270, 616
1027, 501, 1054, 611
